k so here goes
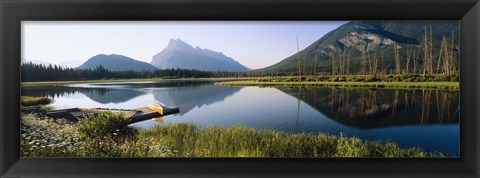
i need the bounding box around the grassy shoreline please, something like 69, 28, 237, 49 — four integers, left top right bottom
21, 96, 52, 106
215, 80, 459, 90
21, 74, 460, 90
21, 112, 443, 158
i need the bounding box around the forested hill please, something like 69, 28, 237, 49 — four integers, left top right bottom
77, 54, 159, 72
259, 21, 459, 75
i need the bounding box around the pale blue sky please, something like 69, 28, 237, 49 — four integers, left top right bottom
22, 21, 347, 69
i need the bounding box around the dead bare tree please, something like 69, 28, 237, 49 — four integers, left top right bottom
314, 53, 318, 77
338, 52, 342, 76
296, 38, 301, 80
394, 42, 401, 75
343, 52, 346, 76
373, 50, 378, 77
405, 45, 411, 74
347, 52, 350, 75
413, 46, 417, 74
313, 48, 321, 77
361, 51, 366, 76
381, 48, 385, 75
423, 26, 428, 77
429, 25, 434, 75
332, 54, 336, 76
367, 51, 372, 75
303, 55, 307, 76
449, 30, 457, 74
341, 50, 347, 76
437, 36, 446, 74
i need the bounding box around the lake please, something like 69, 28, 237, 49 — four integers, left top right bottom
21, 80, 460, 156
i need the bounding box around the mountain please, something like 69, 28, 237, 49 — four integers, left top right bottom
77, 54, 158, 71
260, 21, 459, 73
151, 39, 249, 72
58, 60, 83, 68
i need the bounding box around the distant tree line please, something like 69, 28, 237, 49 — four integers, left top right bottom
21, 62, 250, 82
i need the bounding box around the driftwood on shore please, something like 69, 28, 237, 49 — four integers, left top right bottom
21, 106, 180, 124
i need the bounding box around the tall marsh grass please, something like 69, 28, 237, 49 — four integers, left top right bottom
139, 123, 438, 158
216, 81, 459, 90
21, 112, 442, 158
216, 74, 459, 90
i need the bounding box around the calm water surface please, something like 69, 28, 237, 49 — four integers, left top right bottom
22, 80, 460, 156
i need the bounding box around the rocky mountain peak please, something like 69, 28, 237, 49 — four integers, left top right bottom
150, 39, 249, 72
166, 39, 195, 52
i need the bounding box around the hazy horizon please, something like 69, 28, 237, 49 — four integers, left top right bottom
22, 21, 347, 69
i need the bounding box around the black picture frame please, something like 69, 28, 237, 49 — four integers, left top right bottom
1, 0, 479, 177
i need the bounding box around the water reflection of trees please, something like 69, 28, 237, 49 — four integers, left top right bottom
279, 87, 459, 129
21, 81, 240, 111
21, 86, 147, 104
21, 81, 214, 105
21, 86, 110, 98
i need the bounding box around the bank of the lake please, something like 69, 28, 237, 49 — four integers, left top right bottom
21, 96, 52, 106
21, 113, 442, 158
21, 74, 459, 90
216, 80, 459, 90
214, 74, 459, 90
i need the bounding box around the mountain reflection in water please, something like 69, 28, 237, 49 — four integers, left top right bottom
278, 87, 459, 129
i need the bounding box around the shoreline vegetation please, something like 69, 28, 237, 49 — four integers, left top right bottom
215, 74, 459, 90
21, 74, 459, 90
20, 112, 443, 158
216, 81, 459, 90
20, 96, 52, 106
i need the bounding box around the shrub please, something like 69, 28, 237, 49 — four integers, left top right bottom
449, 73, 459, 82
365, 76, 379, 82
77, 112, 137, 141
306, 77, 316, 82
329, 77, 339, 82
316, 76, 329, 82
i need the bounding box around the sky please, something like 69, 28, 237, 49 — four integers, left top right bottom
22, 21, 347, 69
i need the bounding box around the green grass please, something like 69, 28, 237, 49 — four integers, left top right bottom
216, 81, 459, 90
20, 96, 52, 106
138, 123, 438, 157
216, 74, 460, 90
21, 112, 443, 158
216, 74, 459, 90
